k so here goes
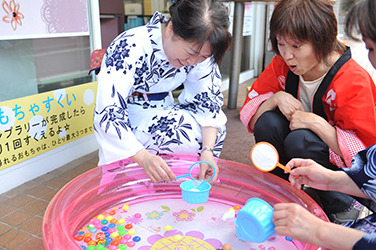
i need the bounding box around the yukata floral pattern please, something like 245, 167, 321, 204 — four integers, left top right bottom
94, 12, 227, 166
342, 144, 376, 248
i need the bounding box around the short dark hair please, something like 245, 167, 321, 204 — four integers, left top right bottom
168, 0, 232, 65
345, 0, 376, 43
269, 0, 346, 64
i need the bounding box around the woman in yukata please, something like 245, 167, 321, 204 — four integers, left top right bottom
239, 0, 376, 224
93, 0, 231, 183
272, 0, 376, 249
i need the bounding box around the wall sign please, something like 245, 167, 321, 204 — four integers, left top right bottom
0, 82, 97, 170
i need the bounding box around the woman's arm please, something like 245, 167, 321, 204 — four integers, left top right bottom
273, 203, 365, 250
178, 59, 225, 184
289, 111, 342, 157
199, 126, 219, 182
130, 149, 176, 183
287, 158, 368, 198
240, 56, 291, 132
249, 91, 304, 130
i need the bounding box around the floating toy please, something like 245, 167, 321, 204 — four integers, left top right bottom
95, 231, 106, 245
221, 208, 236, 221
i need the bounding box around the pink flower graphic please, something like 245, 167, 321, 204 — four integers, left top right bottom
125, 214, 144, 224
138, 230, 222, 249
2, 0, 24, 31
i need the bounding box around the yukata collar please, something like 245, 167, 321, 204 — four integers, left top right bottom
146, 12, 165, 48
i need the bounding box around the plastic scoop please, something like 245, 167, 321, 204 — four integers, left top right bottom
177, 173, 203, 189
176, 161, 215, 187
178, 161, 216, 204
250, 142, 292, 174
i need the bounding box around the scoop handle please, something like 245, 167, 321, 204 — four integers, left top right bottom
277, 163, 299, 178
176, 173, 190, 179
277, 163, 291, 173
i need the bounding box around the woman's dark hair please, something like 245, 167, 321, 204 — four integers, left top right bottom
345, 0, 376, 43
168, 0, 232, 65
269, 0, 346, 65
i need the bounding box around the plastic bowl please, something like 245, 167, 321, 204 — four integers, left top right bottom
180, 180, 211, 204
235, 197, 276, 242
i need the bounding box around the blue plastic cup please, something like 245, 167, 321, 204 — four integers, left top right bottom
179, 161, 216, 204
180, 180, 211, 204
235, 198, 276, 243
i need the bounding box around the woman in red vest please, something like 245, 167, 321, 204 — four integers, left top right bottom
272, 0, 376, 249
240, 0, 376, 224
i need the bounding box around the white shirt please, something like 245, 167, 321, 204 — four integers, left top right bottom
299, 74, 326, 112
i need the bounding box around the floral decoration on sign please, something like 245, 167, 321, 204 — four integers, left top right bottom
2, 0, 24, 31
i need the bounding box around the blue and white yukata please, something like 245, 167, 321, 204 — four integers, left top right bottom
342, 144, 376, 249
94, 12, 227, 167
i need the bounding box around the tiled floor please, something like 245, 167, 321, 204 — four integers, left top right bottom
0, 152, 100, 249
0, 80, 254, 249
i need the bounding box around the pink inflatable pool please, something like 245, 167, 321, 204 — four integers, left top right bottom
42, 155, 327, 249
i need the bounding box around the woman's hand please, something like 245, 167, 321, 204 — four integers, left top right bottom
199, 150, 219, 183
289, 110, 342, 157
287, 158, 369, 199
249, 91, 303, 130
286, 158, 333, 190
273, 203, 326, 246
273, 91, 304, 120
130, 149, 176, 183
289, 110, 321, 130
200, 126, 219, 183
273, 203, 365, 250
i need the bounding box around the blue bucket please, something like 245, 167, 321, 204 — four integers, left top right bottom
178, 161, 215, 204
180, 180, 211, 204
235, 198, 276, 243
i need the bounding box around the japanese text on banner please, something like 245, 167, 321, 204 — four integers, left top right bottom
0, 82, 97, 170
